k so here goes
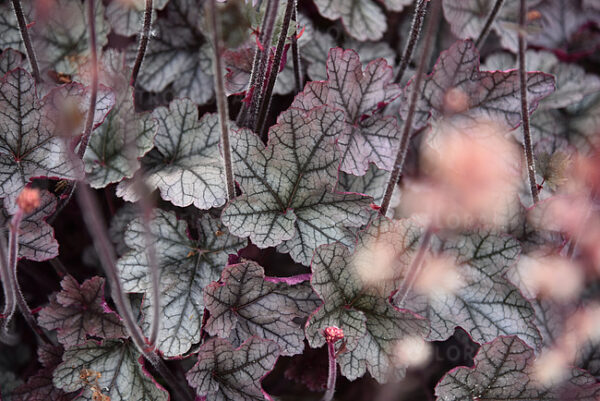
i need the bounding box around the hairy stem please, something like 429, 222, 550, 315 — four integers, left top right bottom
239, 0, 279, 129
518, 0, 539, 205
394, 0, 428, 84
322, 340, 337, 401
2, 210, 52, 344
76, 0, 99, 160
256, 0, 295, 138
208, 0, 236, 200
131, 0, 153, 86
291, 0, 303, 92
475, 0, 505, 49
381, 0, 440, 216
10, 0, 41, 82
394, 227, 432, 307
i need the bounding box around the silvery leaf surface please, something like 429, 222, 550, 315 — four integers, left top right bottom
117, 209, 244, 357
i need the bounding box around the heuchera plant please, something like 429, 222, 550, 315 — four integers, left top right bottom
2, 0, 600, 400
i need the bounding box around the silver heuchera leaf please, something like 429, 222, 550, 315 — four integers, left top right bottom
399, 230, 542, 350
484, 50, 600, 110
106, 0, 169, 37
133, 0, 214, 104
0, 48, 24, 77
31, 0, 109, 74
186, 337, 280, 401
306, 237, 428, 383
53, 340, 168, 401
204, 261, 321, 356
435, 336, 600, 401
0, 2, 31, 53
117, 209, 245, 357
84, 86, 157, 188
221, 106, 372, 266
313, 0, 400, 41
0, 190, 58, 261
0, 69, 83, 207
529, 0, 600, 54
400, 40, 555, 131
443, 0, 543, 52
337, 164, 390, 204
117, 99, 226, 209
38, 276, 127, 347
292, 48, 401, 175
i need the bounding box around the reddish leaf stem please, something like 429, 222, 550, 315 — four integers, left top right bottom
238, 0, 279, 129
380, 0, 440, 216
256, 0, 295, 138
475, 0, 505, 49
518, 0, 539, 205
207, 0, 236, 201
131, 0, 153, 86
322, 326, 344, 401
10, 0, 41, 82
394, 0, 428, 84
2, 207, 52, 344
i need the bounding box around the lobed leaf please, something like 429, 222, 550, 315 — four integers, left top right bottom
106, 0, 169, 37
399, 40, 555, 131
53, 340, 168, 401
221, 106, 372, 266
292, 48, 401, 175
204, 261, 321, 356
117, 209, 245, 357
400, 230, 542, 350
435, 336, 600, 401
132, 0, 214, 104
117, 98, 226, 209
306, 219, 429, 383
186, 337, 280, 401
443, 0, 543, 52
38, 276, 127, 348
313, 0, 411, 41
0, 69, 83, 208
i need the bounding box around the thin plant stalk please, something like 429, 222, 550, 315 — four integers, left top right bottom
380, 0, 440, 216
322, 327, 344, 401
238, 0, 279, 128
131, 0, 153, 86
76, 0, 99, 160
256, 0, 295, 138
2, 208, 52, 344
323, 340, 337, 401
518, 0, 539, 204
236, 0, 275, 125
208, 0, 236, 200
394, 0, 428, 84
291, 0, 303, 92
394, 227, 432, 308
475, 0, 505, 49
10, 0, 41, 82
0, 232, 17, 342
